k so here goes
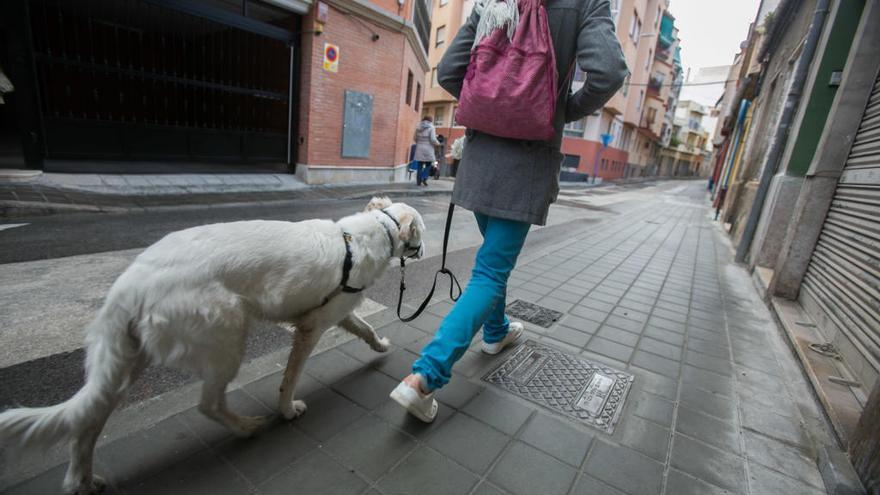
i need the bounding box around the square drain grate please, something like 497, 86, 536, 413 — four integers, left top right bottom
506, 299, 563, 328
483, 340, 634, 434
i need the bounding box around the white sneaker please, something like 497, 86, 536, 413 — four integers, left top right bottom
389, 375, 438, 423
482, 322, 524, 355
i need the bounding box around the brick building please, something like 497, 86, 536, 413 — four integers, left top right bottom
1, 0, 430, 184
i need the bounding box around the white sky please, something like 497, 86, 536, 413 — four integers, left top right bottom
672, 0, 763, 105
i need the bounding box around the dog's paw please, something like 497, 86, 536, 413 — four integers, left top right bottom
233, 415, 272, 438
282, 400, 308, 420
65, 474, 106, 495
372, 337, 391, 353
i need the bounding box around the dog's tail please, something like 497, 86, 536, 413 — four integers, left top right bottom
0, 301, 139, 448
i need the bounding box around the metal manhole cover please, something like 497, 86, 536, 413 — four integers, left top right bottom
483, 340, 634, 434
506, 300, 563, 328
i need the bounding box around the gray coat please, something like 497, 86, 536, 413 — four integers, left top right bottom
413, 121, 440, 162
439, 0, 628, 225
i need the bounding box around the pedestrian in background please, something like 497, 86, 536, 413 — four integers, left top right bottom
450, 135, 465, 177
413, 116, 440, 186
391, 0, 628, 422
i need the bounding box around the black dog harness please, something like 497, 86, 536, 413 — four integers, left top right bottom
320, 232, 364, 306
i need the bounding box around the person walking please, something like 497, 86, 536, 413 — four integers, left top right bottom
413, 116, 440, 186
390, 0, 628, 422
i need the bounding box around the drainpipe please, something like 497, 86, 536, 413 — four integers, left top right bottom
735, 0, 831, 263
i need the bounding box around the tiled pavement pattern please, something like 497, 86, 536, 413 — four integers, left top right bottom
3, 185, 834, 494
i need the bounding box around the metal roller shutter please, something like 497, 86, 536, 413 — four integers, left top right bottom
802, 71, 880, 374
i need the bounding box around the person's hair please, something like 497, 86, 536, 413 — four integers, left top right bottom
422, 115, 433, 122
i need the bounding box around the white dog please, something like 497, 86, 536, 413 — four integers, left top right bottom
0, 197, 424, 494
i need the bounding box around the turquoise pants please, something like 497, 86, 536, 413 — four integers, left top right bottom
413, 212, 531, 390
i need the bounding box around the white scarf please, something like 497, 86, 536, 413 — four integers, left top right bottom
472, 0, 520, 49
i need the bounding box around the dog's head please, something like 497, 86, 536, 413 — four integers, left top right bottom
366, 197, 426, 259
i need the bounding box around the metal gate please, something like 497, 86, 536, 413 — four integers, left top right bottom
29, 0, 296, 163
801, 70, 880, 376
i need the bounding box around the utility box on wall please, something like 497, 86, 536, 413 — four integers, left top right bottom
342, 90, 373, 158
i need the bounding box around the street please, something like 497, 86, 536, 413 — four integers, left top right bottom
1, 180, 839, 494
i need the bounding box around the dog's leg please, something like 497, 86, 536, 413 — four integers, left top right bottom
339, 314, 390, 352
278, 328, 321, 420
198, 371, 270, 438
63, 355, 145, 495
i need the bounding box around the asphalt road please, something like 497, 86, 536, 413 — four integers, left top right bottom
0, 181, 671, 410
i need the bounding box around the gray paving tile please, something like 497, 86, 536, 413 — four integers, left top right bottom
258, 450, 367, 494
217, 421, 316, 485
98, 416, 207, 485
463, 389, 533, 435
637, 336, 682, 361
688, 327, 728, 346
687, 338, 730, 359
3, 462, 122, 495
647, 316, 685, 334
604, 315, 645, 333
585, 337, 634, 362
596, 325, 639, 346
635, 368, 679, 401
323, 415, 415, 480
123, 450, 250, 495
743, 431, 824, 490
675, 405, 741, 455
665, 468, 730, 495
489, 442, 577, 495
670, 434, 747, 494
748, 463, 825, 495
380, 446, 478, 495
612, 306, 650, 323
570, 305, 610, 323
590, 291, 621, 305
630, 392, 674, 427
740, 402, 809, 448
580, 298, 616, 312
617, 299, 654, 314
306, 349, 365, 385
427, 300, 455, 318
679, 385, 737, 422
453, 350, 497, 378
559, 314, 603, 334
681, 365, 734, 397
620, 415, 670, 462
472, 482, 508, 495
549, 289, 583, 304
632, 351, 680, 379
652, 308, 688, 323
427, 413, 509, 474
569, 475, 626, 495
643, 325, 685, 346
583, 441, 664, 495
544, 325, 592, 347
684, 349, 733, 376
435, 376, 483, 409
538, 296, 576, 313
293, 389, 366, 441
332, 367, 400, 410
372, 348, 420, 380
337, 336, 392, 364
518, 412, 593, 467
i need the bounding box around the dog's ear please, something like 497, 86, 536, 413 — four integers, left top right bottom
397, 211, 417, 242
364, 197, 392, 212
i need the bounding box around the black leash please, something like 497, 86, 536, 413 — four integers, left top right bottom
396, 202, 462, 322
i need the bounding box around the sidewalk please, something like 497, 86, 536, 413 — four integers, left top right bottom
1, 183, 839, 495
0, 171, 455, 217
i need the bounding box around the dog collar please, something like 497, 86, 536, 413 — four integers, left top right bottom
339, 233, 363, 294
379, 208, 422, 259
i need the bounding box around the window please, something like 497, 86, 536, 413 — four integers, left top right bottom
406, 70, 414, 106
431, 67, 439, 87
609, 0, 620, 24
629, 12, 641, 41
440, 0, 448, 5
637, 90, 643, 112
415, 82, 422, 110
656, 6, 661, 26
564, 117, 587, 137
452, 105, 458, 126
646, 50, 652, 70
435, 107, 445, 126
621, 74, 630, 96
435, 25, 446, 47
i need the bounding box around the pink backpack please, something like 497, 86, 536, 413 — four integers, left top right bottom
455, 0, 564, 141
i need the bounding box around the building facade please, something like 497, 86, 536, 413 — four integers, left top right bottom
1, 0, 431, 183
